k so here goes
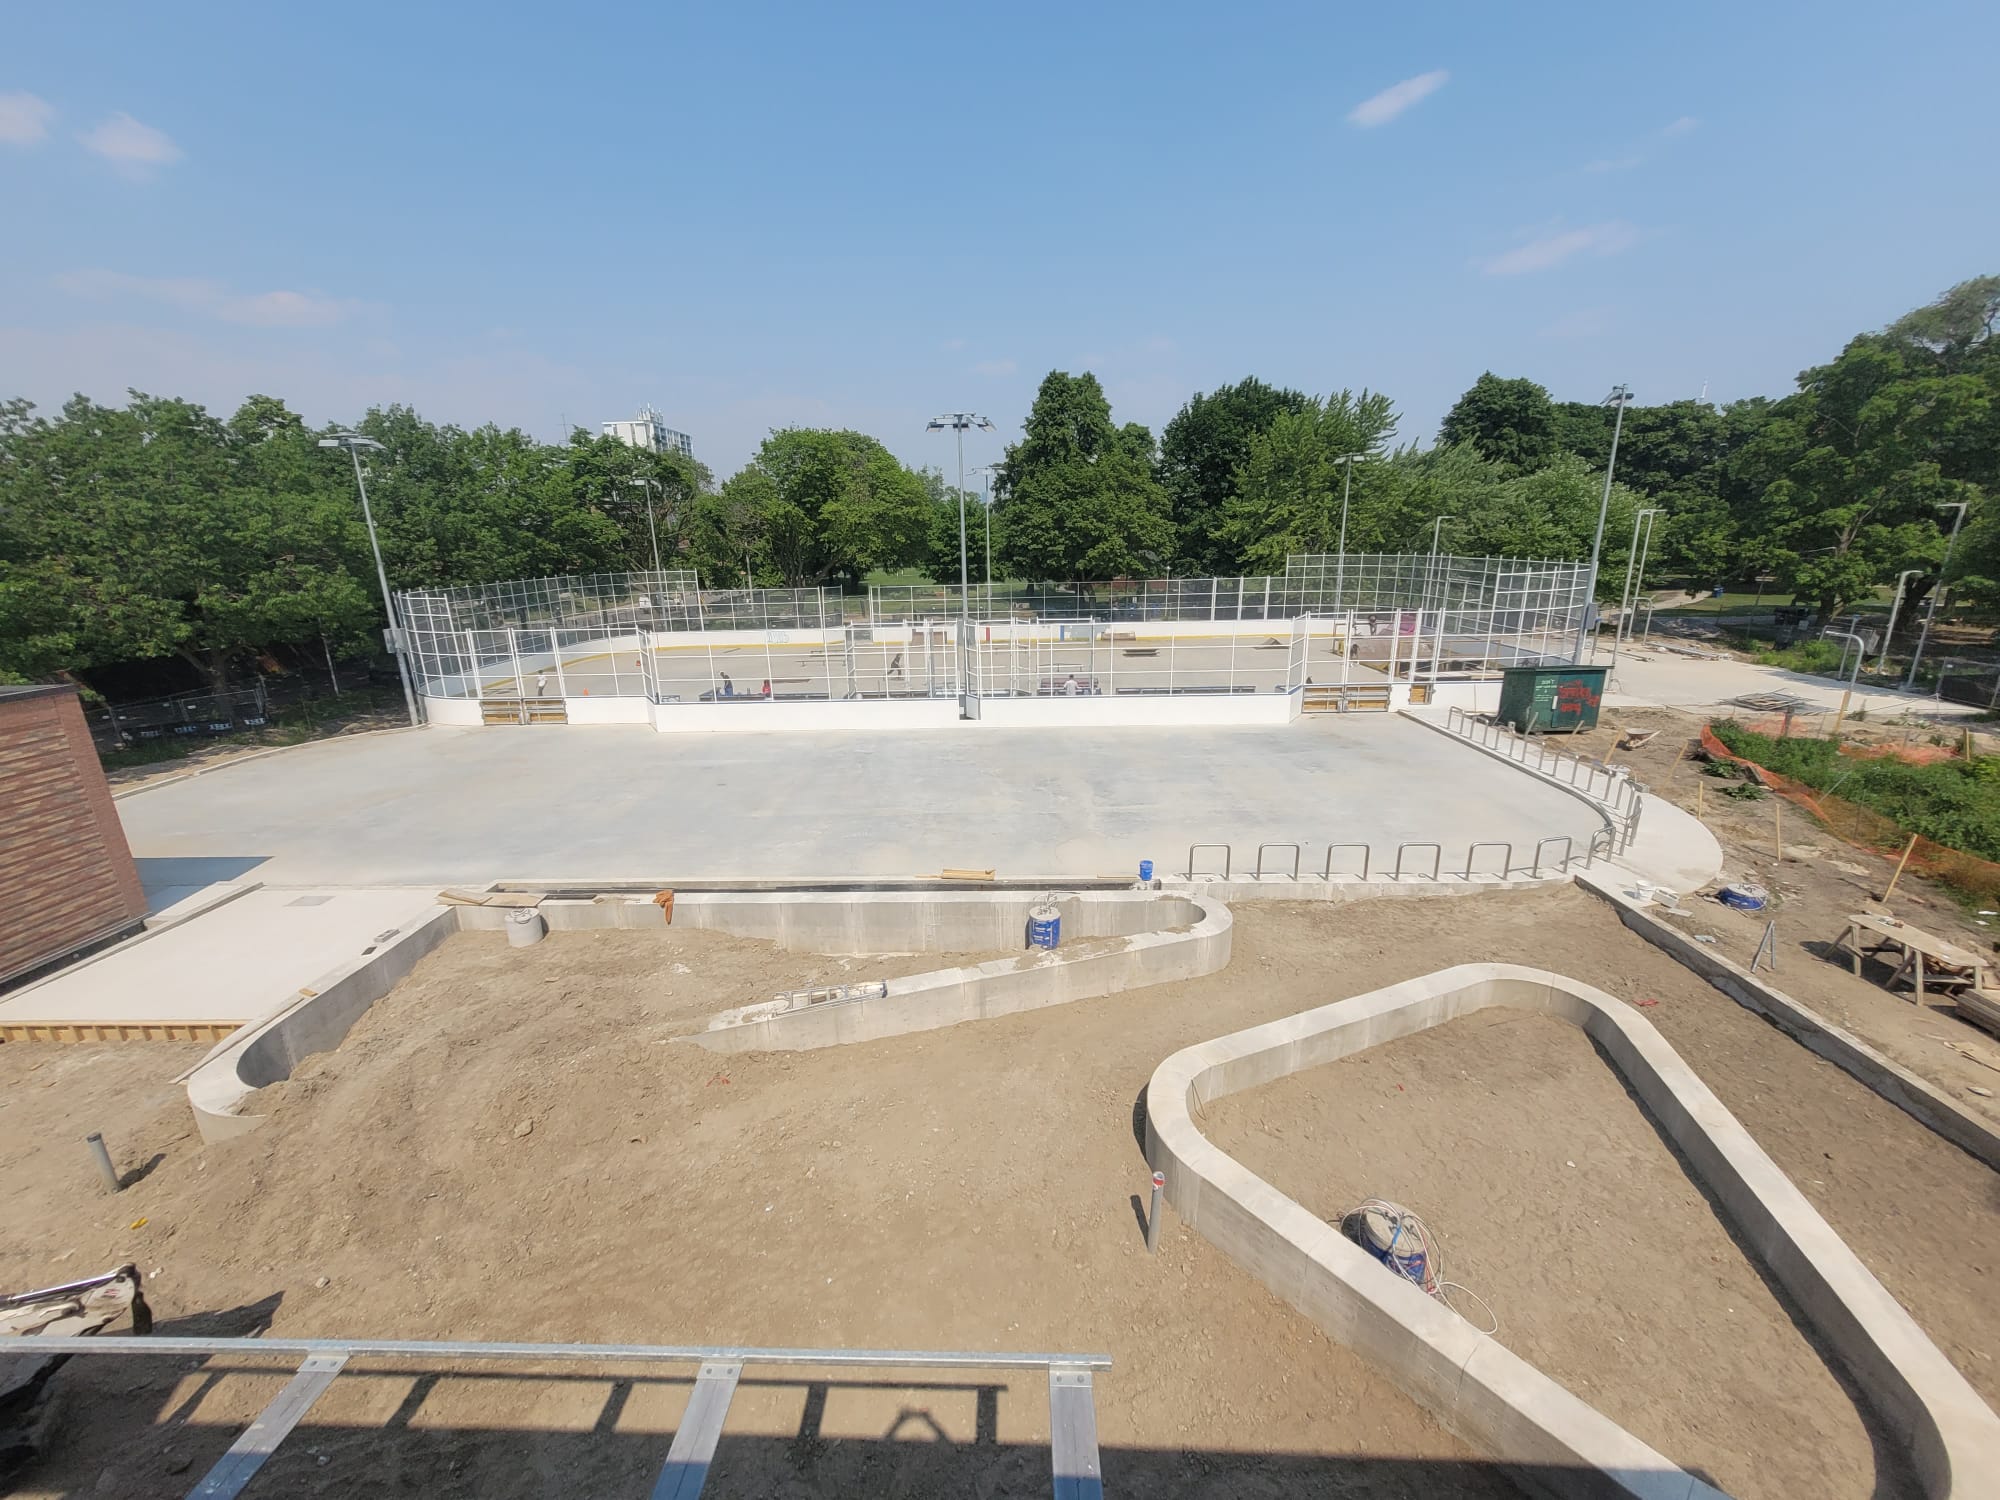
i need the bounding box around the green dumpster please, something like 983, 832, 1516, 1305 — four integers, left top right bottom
1496, 664, 1608, 734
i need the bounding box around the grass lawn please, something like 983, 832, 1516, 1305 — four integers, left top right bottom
1657, 590, 1796, 616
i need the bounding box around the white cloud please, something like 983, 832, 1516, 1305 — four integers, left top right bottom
78, 111, 182, 168
941, 337, 967, 351
55, 269, 359, 327
971, 358, 1016, 377
1581, 155, 1642, 175
1346, 70, 1448, 128
0, 91, 54, 145
1479, 221, 1640, 276
1662, 115, 1700, 136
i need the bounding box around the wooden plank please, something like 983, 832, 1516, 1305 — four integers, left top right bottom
650, 1359, 741, 1500
1049, 1365, 1102, 1500
187, 1353, 347, 1500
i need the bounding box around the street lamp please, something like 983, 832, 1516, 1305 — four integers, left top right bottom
627, 473, 664, 576
926, 412, 995, 618
1575, 384, 1634, 662
1424, 514, 1456, 624
1606, 507, 1661, 688
319, 432, 420, 727
1903, 501, 1971, 692
969, 463, 1000, 586
1876, 567, 1922, 676
1332, 452, 1364, 610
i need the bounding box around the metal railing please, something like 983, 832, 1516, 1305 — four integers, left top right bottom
1254, 843, 1302, 879
50, 1336, 1108, 1500
1441, 705, 1644, 851
1394, 842, 1443, 881
1185, 843, 1233, 880
1174, 832, 1608, 887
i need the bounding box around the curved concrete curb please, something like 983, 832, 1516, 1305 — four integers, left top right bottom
1578, 873, 2000, 1169
186, 906, 458, 1142
691, 895, 1230, 1052
1611, 792, 1725, 894
1144, 963, 2000, 1499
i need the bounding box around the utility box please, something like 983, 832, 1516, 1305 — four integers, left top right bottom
1496, 665, 1608, 734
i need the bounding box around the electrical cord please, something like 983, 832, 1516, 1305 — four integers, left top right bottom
1343, 1197, 1499, 1336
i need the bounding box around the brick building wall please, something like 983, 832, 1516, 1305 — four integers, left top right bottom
0, 685, 148, 986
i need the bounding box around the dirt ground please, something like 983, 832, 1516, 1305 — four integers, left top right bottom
1205, 1010, 1911, 1500
1564, 702, 2000, 1123
3, 891, 1997, 1498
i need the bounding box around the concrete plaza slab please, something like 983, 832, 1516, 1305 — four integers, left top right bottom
0, 886, 441, 1038
114, 716, 1605, 886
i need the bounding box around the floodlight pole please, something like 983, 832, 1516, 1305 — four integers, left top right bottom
631, 474, 664, 575
1903, 502, 1969, 693
971, 464, 999, 585
1575, 384, 1632, 663
1607, 508, 1661, 686
927, 413, 995, 618
321, 433, 420, 727
1333, 453, 1362, 610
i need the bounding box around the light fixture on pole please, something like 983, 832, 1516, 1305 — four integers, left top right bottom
1332, 452, 1364, 610
1904, 501, 1971, 692
926, 412, 995, 618
969, 463, 1000, 586
1575, 384, 1634, 663
1424, 514, 1456, 624
319, 432, 420, 727
1877, 568, 1922, 674
1607, 508, 1661, 684
628, 473, 664, 575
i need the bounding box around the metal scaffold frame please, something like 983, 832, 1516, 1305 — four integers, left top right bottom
50, 1336, 1109, 1500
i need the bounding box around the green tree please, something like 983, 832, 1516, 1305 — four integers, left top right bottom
1157, 377, 1310, 574
994, 373, 1175, 579
1217, 391, 1398, 571
0, 393, 377, 692
703, 429, 930, 589
1438, 373, 1557, 473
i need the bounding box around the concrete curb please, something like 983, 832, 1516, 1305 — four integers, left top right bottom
186, 906, 458, 1142
1145, 963, 2000, 1499
188, 889, 1223, 1131
688, 894, 1230, 1052
1576, 873, 2000, 1171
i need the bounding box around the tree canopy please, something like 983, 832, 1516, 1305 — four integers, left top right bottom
993, 372, 1175, 579
6, 272, 1998, 698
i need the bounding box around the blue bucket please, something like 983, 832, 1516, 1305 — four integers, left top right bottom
1138, 859, 1154, 883
1027, 904, 1061, 950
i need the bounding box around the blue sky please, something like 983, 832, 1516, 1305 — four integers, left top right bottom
4, 1, 1996, 483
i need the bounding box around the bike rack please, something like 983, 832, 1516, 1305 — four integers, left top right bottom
1585, 828, 1614, 867
1464, 841, 1513, 878
1394, 842, 1442, 881
1185, 843, 1232, 880
1532, 836, 1574, 877
1254, 843, 1301, 880
1321, 843, 1371, 881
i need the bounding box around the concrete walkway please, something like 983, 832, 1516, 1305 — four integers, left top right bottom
0, 887, 441, 1038
114, 716, 1603, 886
1601, 650, 1985, 718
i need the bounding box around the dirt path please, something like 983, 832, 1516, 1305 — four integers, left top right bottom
1569, 704, 2000, 1121
3, 891, 1995, 1497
